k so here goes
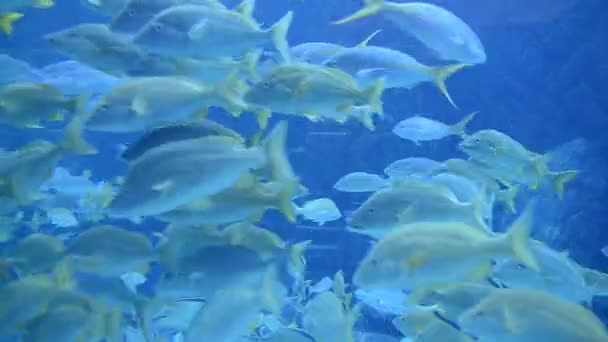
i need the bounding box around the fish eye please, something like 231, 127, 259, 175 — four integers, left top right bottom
371, 259, 378, 266
262, 82, 272, 88
153, 23, 163, 32
127, 9, 135, 16
99, 104, 109, 112
474, 138, 481, 144
367, 208, 375, 214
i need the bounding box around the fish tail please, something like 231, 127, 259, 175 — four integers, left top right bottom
429, 64, 469, 108
361, 77, 385, 116
216, 70, 249, 118
352, 29, 382, 48
65, 93, 88, 116
358, 109, 376, 131
270, 11, 293, 64
496, 185, 519, 214
503, 200, 540, 272
253, 108, 271, 129
0, 12, 23, 35
263, 121, 299, 222
242, 49, 262, 81
332, 0, 384, 25
450, 111, 478, 136
260, 267, 282, 316
548, 170, 578, 200
60, 115, 97, 155
287, 240, 311, 279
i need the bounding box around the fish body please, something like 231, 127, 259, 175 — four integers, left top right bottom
393, 112, 476, 145
384, 157, 441, 180
334, 0, 486, 64
333, 172, 388, 192
295, 197, 341, 225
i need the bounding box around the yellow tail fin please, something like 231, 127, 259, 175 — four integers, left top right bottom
361, 77, 385, 116
429, 64, 469, 108
450, 111, 478, 136
333, 0, 385, 25
270, 11, 293, 64
504, 201, 540, 272
60, 116, 97, 155
548, 170, 577, 200
0, 13, 24, 35
352, 29, 382, 48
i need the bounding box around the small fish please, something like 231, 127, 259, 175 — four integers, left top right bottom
323, 45, 468, 107
85, 75, 247, 132
1, 0, 54, 35
333, 0, 486, 65
333, 172, 388, 192
80, 0, 129, 16
295, 197, 341, 226
0, 54, 42, 86
0, 82, 86, 128
38, 60, 119, 96
459, 129, 578, 198
133, 4, 293, 63
7, 233, 65, 275
353, 202, 539, 291
245, 63, 384, 128
459, 288, 608, 341
384, 157, 441, 180
111, 0, 228, 33
393, 112, 477, 145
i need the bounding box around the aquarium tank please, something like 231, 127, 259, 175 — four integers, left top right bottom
0, 0, 606, 341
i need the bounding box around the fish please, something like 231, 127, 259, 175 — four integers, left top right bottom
0, 116, 96, 205
1, 0, 54, 35
295, 197, 342, 226
333, 0, 486, 65
246, 63, 384, 128
394, 311, 473, 342
133, 3, 293, 63
393, 112, 477, 145
491, 241, 592, 304
23, 304, 97, 342
4, 233, 65, 276
80, 0, 129, 16
459, 129, 578, 198
108, 121, 290, 218
333, 172, 389, 192
119, 120, 246, 162
323, 45, 468, 107
348, 180, 489, 238
37, 60, 119, 96
66, 225, 157, 276
85, 75, 248, 132
45, 207, 79, 228
0, 54, 43, 86
383, 157, 441, 180
110, 0, 228, 33
302, 291, 359, 342
0, 82, 86, 128
459, 288, 608, 341
352, 202, 539, 291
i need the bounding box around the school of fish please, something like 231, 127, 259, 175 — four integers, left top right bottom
0, 0, 606, 341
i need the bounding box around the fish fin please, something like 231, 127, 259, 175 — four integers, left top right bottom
234, 0, 256, 21
428, 64, 469, 108
303, 112, 320, 121
336, 104, 352, 113
503, 308, 520, 334
275, 179, 299, 222
49, 112, 64, 121
24, 123, 44, 128
152, 180, 173, 193
247, 211, 265, 223
130, 96, 148, 116
242, 49, 262, 81
469, 262, 493, 282
0, 12, 23, 35
216, 71, 249, 117
33, 0, 54, 8
288, 240, 311, 277
352, 29, 382, 48
260, 267, 282, 316
361, 77, 384, 115
66, 93, 87, 116
52, 260, 75, 290
254, 109, 271, 129
192, 107, 209, 119
450, 111, 478, 136
269, 11, 293, 63
187, 18, 209, 40
496, 185, 519, 214
332, 0, 384, 25
403, 252, 431, 274
60, 116, 97, 155
503, 201, 540, 272
397, 205, 416, 223
358, 110, 376, 131
247, 131, 263, 148
547, 170, 577, 200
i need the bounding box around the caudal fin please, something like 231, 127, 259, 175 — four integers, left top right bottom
242, 49, 262, 81
216, 71, 250, 117
450, 111, 478, 136
270, 11, 293, 64
361, 77, 385, 116
429, 64, 469, 108
333, 0, 384, 25
496, 185, 519, 214
504, 201, 540, 272
60, 116, 97, 155
352, 29, 382, 48
65, 93, 88, 116
287, 240, 311, 279
263, 121, 299, 222
548, 170, 577, 200
0, 13, 23, 35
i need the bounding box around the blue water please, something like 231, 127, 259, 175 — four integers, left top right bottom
1, 0, 607, 339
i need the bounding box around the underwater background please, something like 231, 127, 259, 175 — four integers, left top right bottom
1, 0, 607, 339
